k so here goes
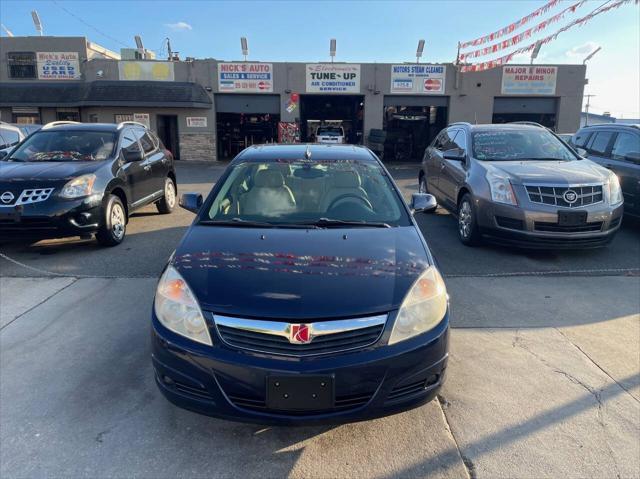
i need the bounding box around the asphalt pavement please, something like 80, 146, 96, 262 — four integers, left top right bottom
1, 162, 638, 479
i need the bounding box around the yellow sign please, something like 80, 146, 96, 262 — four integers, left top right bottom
118, 61, 175, 81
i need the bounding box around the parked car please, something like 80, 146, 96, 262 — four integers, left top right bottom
151, 144, 447, 424
418, 122, 624, 248
0, 122, 26, 157
0, 121, 176, 246
316, 125, 345, 144
572, 123, 640, 218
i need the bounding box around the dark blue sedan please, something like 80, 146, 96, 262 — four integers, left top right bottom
151, 144, 449, 424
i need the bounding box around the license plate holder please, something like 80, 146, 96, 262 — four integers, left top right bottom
266, 375, 334, 411
558, 210, 587, 226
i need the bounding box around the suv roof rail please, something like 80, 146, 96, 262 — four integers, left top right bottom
509, 121, 546, 128
448, 122, 472, 127
117, 121, 148, 130
42, 121, 81, 130
583, 123, 639, 129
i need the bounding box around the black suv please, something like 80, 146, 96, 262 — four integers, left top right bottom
0, 121, 177, 246
572, 123, 640, 218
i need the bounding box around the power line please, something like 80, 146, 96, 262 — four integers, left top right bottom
51, 0, 129, 48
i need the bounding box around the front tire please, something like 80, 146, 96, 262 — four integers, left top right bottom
156, 177, 176, 214
457, 193, 481, 246
96, 195, 126, 247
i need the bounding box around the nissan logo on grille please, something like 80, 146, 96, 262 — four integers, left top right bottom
0, 191, 15, 204
563, 189, 578, 204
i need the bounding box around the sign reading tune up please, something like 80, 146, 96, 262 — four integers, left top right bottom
390, 64, 446, 94
306, 64, 360, 93
218, 63, 273, 93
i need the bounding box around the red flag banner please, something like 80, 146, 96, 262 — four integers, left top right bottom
460, 0, 634, 72
459, 0, 561, 50
458, 0, 587, 62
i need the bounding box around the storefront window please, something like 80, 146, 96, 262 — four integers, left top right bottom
8, 52, 37, 79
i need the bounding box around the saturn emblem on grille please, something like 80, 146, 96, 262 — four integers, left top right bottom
563, 189, 578, 204
0, 191, 14, 204
289, 324, 312, 344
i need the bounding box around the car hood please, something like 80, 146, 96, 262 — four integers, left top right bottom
488, 160, 610, 184
0, 161, 104, 182
172, 225, 430, 320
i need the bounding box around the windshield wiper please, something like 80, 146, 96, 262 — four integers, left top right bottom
309, 218, 391, 228
519, 157, 570, 161
199, 218, 320, 229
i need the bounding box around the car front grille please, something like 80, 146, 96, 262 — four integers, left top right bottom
213, 313, 387, 357
534, 221, 603, 233
226, 391, 374, 414
0, 187, 54, 206
525, 184, 603, 208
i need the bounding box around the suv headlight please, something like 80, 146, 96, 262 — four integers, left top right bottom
154, 265, 212, 346
388, 266, 448, 345
608, 174, 623, 206
486, 170, 517, 205
60, 174, 96, 199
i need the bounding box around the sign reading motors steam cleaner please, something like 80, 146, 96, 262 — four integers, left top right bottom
390, 64, 446, 94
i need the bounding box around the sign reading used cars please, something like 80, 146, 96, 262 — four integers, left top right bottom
390, 64, 446, 94
306, 64, 360, 93
36, 52, 80, 80
218, 63, 273, 93
501, 66, 557, 95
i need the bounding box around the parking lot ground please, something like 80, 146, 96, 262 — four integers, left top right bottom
1, 162, 639, 478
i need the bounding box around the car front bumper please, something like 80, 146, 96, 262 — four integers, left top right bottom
474, 198, 624, 249
0, 194, 104, 240
151, 310, 449, 425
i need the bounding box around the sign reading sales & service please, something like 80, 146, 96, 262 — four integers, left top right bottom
390, 64, 446, 94
501, 66, 557, 95
218, 63, 273, 93
306, 64, 360, 93
37, 52, 80, 80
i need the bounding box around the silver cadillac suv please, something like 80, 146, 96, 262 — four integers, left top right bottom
418, 123, 624, 248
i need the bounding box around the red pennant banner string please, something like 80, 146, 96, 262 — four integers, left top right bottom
459, 0, 562, 49
458, 0, 587, 62
460, 0, 635, 72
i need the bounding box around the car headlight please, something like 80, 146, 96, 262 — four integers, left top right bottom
608, 174, 623, 206
388, 266, 448, 345
486, 170, 517, 205
60, 174, 96, 199
154, 265, 212, 346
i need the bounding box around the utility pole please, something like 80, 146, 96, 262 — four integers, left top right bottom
584, 94, 596, 126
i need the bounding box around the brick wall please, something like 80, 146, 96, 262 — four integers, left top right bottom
179, 133, 217, 161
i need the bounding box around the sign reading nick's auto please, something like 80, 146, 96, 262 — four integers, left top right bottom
218, 63, 273, 93
306, 64, 360, 93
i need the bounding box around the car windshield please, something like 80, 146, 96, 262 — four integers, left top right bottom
472, 129, 576, 161
6, 130, 116, 162
317, 127, 343, 136
203, 159, 411, 227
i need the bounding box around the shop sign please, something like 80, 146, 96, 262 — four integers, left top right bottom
501, 66, 557, 95
118, 61, 175, 81
36, 52, 80, 80
134, 113, 150, 128
218, 63, 273, 93
306, 64, 360, 93
390, 64, 446, 94
187, 117, 208, 127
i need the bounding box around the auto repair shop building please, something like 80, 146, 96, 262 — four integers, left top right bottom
0, 36, 586, 162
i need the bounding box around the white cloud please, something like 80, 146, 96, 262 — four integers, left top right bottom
566, 41, 600, 58
165, 21, 192, 31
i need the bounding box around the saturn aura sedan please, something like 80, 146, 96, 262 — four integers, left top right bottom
151, 144, 448, 424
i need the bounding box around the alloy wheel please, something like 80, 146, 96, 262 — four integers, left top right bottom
111, 204, 125, 240
458, 201, 472, 239
165, 180, 176, 208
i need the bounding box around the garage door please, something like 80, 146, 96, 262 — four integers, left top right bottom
493, 97, 557, 114
215, 94, 280, 114
383, 96, 448, 107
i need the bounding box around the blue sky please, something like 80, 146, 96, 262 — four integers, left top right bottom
1, 0, 639, 118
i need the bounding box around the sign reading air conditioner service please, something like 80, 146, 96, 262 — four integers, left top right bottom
36, 52, 80, 80
501, 66, 557, 95
218, 63, 273, 93
306, 64, 360, 93
118, 61, 175, 81
390, 64, 446, 94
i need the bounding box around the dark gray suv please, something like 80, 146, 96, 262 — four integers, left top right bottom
418, 123, 624, 248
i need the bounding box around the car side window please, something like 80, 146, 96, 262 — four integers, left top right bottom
0, 127, 21, 148
440, 129, 458, 151
148, 131, 161, 150
121, 128, 142, 158
611, 132, 640, 162
586, 131, 614, 157
452, 130, 467, 152
431, 131, 447, 150
573, 131, 591, 148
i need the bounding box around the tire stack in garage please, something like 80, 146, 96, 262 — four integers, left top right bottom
367, 129, 386, 160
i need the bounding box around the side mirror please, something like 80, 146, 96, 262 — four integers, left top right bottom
443, 149, 465, 161
0, 150, 8, 160
410, 193, 437, 214
576, 147, 588, 157
123, 148, 143, 163
179, 192, 203, 214
625, 152, 640, 164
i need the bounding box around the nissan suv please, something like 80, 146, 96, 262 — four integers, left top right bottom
0, 121, 177, 246
418, 123, 624, 248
